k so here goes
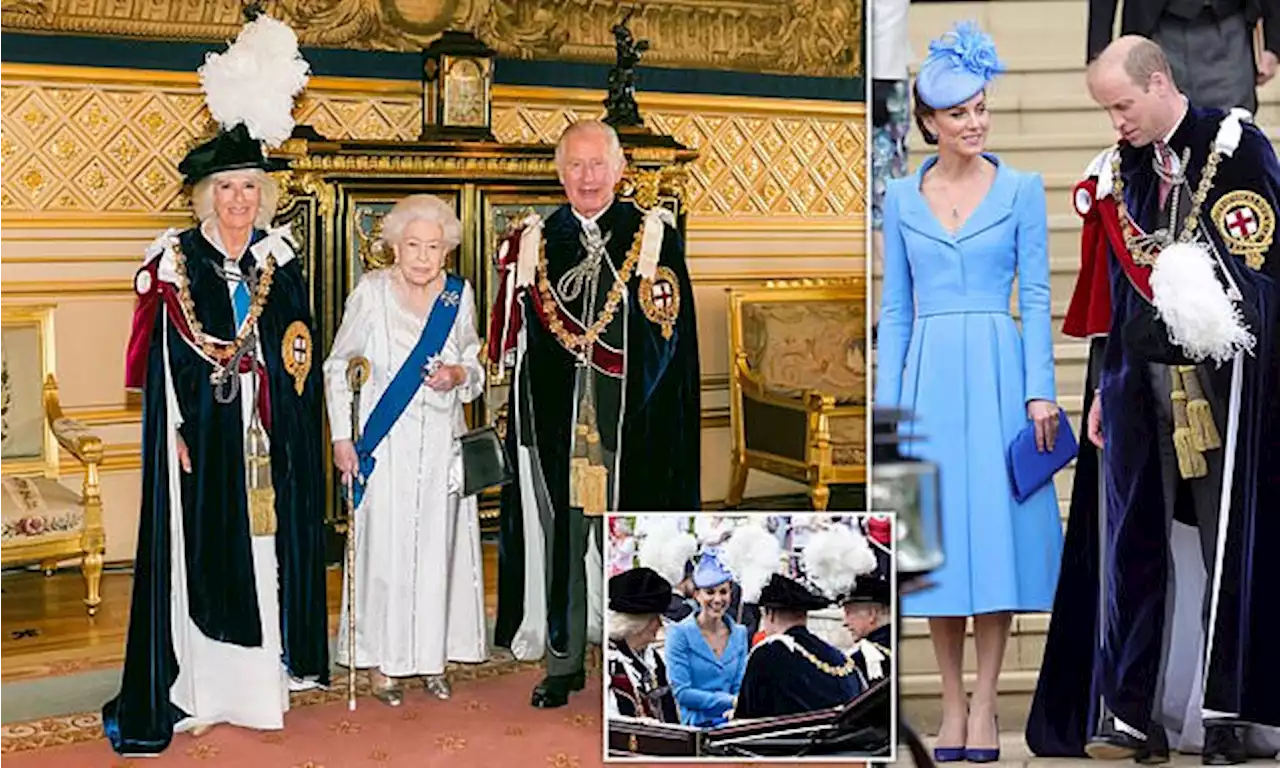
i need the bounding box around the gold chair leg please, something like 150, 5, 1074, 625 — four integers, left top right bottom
82, 549, 103, 616
40, 559, 57, 576
725, 460, 749, 508
809, 482, 830, 512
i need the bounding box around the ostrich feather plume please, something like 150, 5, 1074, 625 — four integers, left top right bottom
801, 525, 878, 601
719, 524, 781, 604
637, 525, 697, 587
199, 13, 310, 148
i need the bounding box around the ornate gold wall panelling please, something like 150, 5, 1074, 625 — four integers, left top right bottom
0, 1, 861, 78
1, 66, 865, 224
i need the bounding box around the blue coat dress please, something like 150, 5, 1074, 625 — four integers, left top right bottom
876, 154, 1064, 618
662, 614, 748, 727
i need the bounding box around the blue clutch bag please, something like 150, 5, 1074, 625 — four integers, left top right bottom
1007, 407, 1078, 504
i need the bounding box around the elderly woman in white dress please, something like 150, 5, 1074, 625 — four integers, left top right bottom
323, 194, 488, 706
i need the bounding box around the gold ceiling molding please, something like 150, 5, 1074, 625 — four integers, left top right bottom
0, 0, 861, 79
1, 70, 864, 220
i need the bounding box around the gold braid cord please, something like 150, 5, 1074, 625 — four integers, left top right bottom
1110, 148, 1223, 266
172, 240, 278, 536
535, 224, 646, 357
172, 241, 276, 363
1110, 142, 1230, 479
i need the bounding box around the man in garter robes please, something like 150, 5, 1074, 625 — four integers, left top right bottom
1026, 36, 1280, 765
735, 573, 863, 720
488, 119, 702, 708
102, 12, 328, 756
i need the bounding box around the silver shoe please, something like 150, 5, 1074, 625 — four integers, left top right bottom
422, 674, 451, 700
369, 671, 403, 707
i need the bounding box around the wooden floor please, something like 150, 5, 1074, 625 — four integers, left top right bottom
0, 542, 501, 683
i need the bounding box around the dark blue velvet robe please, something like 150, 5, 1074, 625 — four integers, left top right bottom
1027, 106, 1280, 755
103, 228, 330, 756
735, 626, 863, 720
494, 200, 702, 653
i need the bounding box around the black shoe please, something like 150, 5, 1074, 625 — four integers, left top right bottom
1135, 722, 1170, 765
1202, 723, 1248, 766
530, 671, 584, 708
1087, 716, 1146, 761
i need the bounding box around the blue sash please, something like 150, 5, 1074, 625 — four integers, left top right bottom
353, 273, 464, 507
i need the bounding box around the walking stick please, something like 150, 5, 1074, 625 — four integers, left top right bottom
345, 356, 370, 711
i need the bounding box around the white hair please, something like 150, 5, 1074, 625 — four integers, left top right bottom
192, 168, 280, 230
607, 610, 657, 641
379, 193, 463, 251
555, 119, 626, 174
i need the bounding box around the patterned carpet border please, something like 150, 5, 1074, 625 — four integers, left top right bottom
0, 653, 560, 755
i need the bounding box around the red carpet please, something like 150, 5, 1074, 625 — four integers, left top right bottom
2, 664, 868, 768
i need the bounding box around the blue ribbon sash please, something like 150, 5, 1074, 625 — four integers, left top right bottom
353, 273, 464, 507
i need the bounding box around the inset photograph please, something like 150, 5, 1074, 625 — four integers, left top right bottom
604, 513, 894, 761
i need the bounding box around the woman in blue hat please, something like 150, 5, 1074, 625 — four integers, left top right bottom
874, 20, 1064, 762
662, 548, 749, 727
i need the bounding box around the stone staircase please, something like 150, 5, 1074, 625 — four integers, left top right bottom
882, 0, 1280, 739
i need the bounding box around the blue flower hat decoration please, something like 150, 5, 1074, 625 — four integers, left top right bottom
916, 21, 1007, 110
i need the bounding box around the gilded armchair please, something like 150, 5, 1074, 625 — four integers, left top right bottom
725, 279, 868, 511
1, 304, 106, 615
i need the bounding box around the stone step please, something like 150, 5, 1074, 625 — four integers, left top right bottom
884, 730, 1094, 767
900, 669, 1041, 738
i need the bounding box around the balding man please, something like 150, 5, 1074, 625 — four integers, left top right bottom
488, 120, 701, 708
1027, 36, 1280, 765
1086, 0, 1277, 114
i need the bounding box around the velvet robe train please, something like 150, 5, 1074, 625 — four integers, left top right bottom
1026, 106, 1280, 756
103, 228, 329, 756
492, 201, 702, 657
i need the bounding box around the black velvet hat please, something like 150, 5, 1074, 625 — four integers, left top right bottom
841, 546, 891, 606
842, 577, 891, 606
609, 567, 675, 615
757, 573, 831, 612
178, 123, 289, 186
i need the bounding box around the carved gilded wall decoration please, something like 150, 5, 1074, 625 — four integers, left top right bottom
0, 70, 864, 219
0, 0, 861, 79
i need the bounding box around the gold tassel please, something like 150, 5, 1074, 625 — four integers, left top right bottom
569, 457, 588, 507
569, 421, 590, 506
246, 425, 277, 536
1168, 372, 1207, 479
582, 465, 609, 517
250, 486, 277, 536
1178, 365, 1221, 451
1173, 427, 1209, 479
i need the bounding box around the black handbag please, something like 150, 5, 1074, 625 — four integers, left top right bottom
459, 425, 513, 497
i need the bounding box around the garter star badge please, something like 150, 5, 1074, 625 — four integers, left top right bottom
282, 321, 312, 396
1211, 189, 1274, 271
639, 265, 680, 340
134, 267, 153, 296
1072, 181, 1094, 218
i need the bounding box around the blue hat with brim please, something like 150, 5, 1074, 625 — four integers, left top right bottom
693, 548, 733, 589
915, 21, 1006, 110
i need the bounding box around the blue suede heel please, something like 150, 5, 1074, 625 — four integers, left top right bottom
965, 716, 1000, 763
933, 746, 967, 763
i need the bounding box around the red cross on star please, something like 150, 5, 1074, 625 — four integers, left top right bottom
1226, 206, 1259, 239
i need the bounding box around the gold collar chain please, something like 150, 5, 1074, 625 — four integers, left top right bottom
536, 223, 645, 355
789, 639, 859, 678
172, 240, 276, 364
1110, 143, 1223, 266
